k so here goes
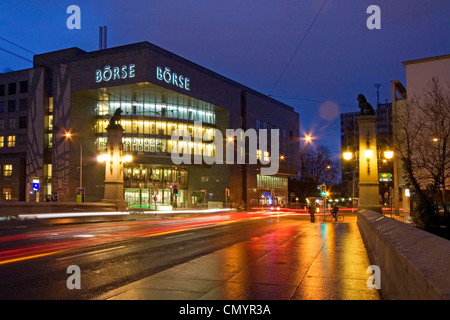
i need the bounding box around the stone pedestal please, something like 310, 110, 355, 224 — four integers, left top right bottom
358, 116, 381, 213
103, 124, 127, 211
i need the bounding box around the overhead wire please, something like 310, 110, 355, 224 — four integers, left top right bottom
0, 47, 33, 64
268, 0, 329, 96
0, 35, 138, 114
0, 36, 36, 55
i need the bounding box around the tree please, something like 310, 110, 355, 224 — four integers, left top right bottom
289, 144, 340, 203
299, 144, 339, 185
393, 77, 450, 230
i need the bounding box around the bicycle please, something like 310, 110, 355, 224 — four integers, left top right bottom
325, 211, 344, 222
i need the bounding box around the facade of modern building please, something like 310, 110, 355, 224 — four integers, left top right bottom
391, 53, 450, 213
0, 42, 300, 209
340, 102, 393, 204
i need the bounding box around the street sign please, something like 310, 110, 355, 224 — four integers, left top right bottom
32, 178, 39, 191
379, 178, 392, 182
379, 173, 392, 179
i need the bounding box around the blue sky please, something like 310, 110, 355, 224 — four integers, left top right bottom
1, 0, 449, 158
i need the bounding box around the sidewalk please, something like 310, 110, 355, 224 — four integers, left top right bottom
94, 217, 381, 300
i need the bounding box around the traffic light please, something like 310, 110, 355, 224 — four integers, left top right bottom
173, 186, 178, 197
319, 184, 326, 197
225, 188, 230, 198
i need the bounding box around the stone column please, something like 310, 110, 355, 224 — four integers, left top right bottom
103, 124, 127, 211
358, 116, 381, 213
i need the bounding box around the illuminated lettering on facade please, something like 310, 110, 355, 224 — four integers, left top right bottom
96, 64, 135, 83
156, 66, 190, 91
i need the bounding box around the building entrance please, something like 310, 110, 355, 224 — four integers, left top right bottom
125, 187, 186, 210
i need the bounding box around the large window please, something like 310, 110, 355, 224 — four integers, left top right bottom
95, 86, 218, 159
96, 88, 216, 125
3, 164, 12, 176
8, 100, 15, 113
96, 119, 215, 138
3, 188, 12, 200
19, 116, 27, 129
19, 98, 28, 112
19, 81, 28, 93
7, 135, 15, 147
96, 137, 215, 158
48, 97, 53, 113
8, 83, 16, 95
256, 149, 270, 162
257, 175, 287, 190
8, 118, 16, 130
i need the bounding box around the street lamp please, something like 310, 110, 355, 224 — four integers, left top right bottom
343, 151, 353, 160
64, 132, 83, 190
342, 148, 359, 211
384, 150, 394, 159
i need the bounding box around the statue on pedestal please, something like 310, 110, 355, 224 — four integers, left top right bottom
107, 107, 123, 129
357, 94, 375, 116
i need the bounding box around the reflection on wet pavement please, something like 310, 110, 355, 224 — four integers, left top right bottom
99, 218, 381, 300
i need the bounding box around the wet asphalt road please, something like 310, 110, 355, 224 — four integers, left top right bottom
0, 213, 316, 300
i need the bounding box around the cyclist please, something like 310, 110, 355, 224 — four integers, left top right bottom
331, 205, 339, 221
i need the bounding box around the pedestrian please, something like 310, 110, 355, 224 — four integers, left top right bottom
309, 204, 315, 223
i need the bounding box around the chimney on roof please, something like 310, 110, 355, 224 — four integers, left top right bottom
103, 26, 107, 49
99, 26, 103, 50
99, 26, 107, 50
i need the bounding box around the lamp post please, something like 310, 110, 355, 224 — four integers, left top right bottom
343, 148, 358, 211
343, 145, 394, 213
65, 132, 83, 201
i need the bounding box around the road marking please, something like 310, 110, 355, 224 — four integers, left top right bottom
55, 245, 126, 261
164, 232, 194, 239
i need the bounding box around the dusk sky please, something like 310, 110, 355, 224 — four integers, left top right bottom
1, 0, 449, 159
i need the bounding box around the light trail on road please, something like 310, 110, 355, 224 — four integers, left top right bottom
0, 210, 300, 265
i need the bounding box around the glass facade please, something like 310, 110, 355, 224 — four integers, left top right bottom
95, 89, 215, 124
95, 85, 217, 158
257, 174, 288, 207
257, 175, 288, 190
95, 83, 219, 209
123, 165, 188, 209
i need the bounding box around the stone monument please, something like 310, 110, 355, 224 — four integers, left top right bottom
102, 108, 127, 211
357, 94, 381, 213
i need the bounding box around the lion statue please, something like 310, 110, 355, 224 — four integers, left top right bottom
108, 107, 123, 127
357, 94, 375, 116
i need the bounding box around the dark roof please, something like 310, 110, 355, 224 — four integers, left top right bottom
34, 42, 294, 111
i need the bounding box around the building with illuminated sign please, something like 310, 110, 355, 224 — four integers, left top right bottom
0, 42, 300, 209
